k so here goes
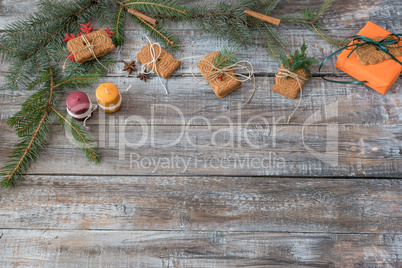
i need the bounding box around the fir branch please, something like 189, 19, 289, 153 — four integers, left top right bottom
119, 0, 188, 17
1, 66, 101, 188
115, 0, 183, 49
1, 66, 57, 188
313, 0, 335, 24
280, 0, 344, 47
51, 107, 101, 163
256, 24, 278, 57
0, 0, 110, 89
129, 13, 179, 48
53, 73, 100, 90
188, 1, 255, 48
212, 46, 238, 69
112, 6, 127, 46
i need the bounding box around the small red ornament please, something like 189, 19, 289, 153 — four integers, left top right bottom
217, 75, 223, 81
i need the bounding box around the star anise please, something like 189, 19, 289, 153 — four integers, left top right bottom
137, 73, 150, 82
123, 61, 137, 75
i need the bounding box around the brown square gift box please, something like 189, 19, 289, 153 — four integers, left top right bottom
198, 51, 242, 98
66, 29, 115, 64
137, 43, 181, 79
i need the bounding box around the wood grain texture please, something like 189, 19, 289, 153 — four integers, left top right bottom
0, 176, 401, 233
1, 77, 400, 126
0, 122, 401, 177
0, 0, 402, 266
0, 229, 401, 268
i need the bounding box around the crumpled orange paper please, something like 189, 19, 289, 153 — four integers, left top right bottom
336, 21, 402, 95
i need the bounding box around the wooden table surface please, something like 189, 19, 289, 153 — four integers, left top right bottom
0, 0, 401, 267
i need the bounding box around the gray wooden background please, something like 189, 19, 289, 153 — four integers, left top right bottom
0, 0, 401, 267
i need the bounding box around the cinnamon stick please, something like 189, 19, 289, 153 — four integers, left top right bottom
127, 8, 159, 25
244, 10, 281, 26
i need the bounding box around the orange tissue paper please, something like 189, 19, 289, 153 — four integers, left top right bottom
335, 21, 402, 95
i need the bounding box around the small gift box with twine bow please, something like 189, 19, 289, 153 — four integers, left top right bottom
273, 43, 318, 100
333, 21, 402, 95
198, 51, 243, 98
196, 47, 254, 101
273, 43, 318, 123
63, 23, 115, 64
137, 43, 181, 79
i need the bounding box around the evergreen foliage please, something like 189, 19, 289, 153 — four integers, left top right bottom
1, 66, 101, 188
279, 43, 318, 76
280, 0, 344, 47
114, 0, 188, 49
213, 47, 239, 69
1, 0, 339, 188
0, 0, 108, 188
0, 0, 113, 89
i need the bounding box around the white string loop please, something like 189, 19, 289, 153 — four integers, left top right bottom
66, 98, 98, 127
140, 35, 168, 94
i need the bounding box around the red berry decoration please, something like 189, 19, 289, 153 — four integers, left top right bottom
106, 27, 114, 38
217, 75, 223, 81
62, 33, 77, 42
80, 22, 94, 35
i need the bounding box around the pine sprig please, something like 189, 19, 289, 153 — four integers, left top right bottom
0, 0, 111, 89
129, 13, 180, 49
52, 108, 101, 164
188, 0, 256, 48
122, 0, 188, 18
280, 0, 344, 47
279, 43, 319, 76
112, 7, 127, 46
1, 66, 56, 188
212, 46, 239, 69
114, 0, 186, 49
1, 65, 101, 188
1, 112, 53, 189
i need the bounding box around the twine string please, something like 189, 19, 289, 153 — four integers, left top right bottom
140, 35, 168, 94
190, 57, 256, 104
66, 98, 98, 127
275, 68, 308, 124
63, 34, 136, 78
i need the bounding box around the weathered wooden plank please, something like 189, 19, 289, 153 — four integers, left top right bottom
0, 229, 400, 267
0, 176, 401, 233
0, 122, 401, 177
1, 77, 401, 126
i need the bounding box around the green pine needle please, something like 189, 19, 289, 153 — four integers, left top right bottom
280, 0, 344, 47
212, 46, 239, 69
279, 43, 319, 76
1, 65, 101, 188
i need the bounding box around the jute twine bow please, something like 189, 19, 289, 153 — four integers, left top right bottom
190, 57, 256, 104
140, 35, 168, 94
275, 68, 308, 124
63, 34, 136, 78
